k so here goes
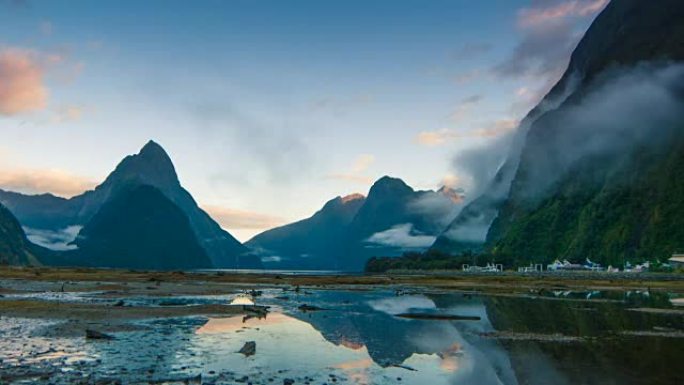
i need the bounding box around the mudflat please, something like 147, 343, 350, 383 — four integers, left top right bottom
1, 266, 682, 385
1, 266, 682, 294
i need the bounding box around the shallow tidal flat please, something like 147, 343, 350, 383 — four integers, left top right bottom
0, 267, 682, 384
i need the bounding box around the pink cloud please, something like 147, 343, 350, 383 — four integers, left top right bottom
518, 0, 609, 28
416, 119, 519, 147
327, 154, 376, 184
0, 167, 97, 197
0, 49, 48, 115
202, 205, 285, 230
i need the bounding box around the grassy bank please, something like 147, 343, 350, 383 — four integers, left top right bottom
1, 266, 683, 293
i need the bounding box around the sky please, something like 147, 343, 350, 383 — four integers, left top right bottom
0, 0, 607, 241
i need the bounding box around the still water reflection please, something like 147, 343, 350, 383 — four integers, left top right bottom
0, 289, 682, 384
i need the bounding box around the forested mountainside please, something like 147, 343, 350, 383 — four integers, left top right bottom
434, 0, 684, 266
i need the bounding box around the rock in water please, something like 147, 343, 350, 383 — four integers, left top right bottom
395, 313, 480, 321
85, 329, 114, 340
298, 304, 326, 312
238, 341, 256, 356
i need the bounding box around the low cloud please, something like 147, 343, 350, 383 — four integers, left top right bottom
450, 94, 483, 122
510, 86, 549, 113
441, 174, 461, 189
0, 49, 48, 115
0, 168, 96, 197
518, 63, 684, 200
451, 43, 493, 60
450, 130, 518, 201
493, 18, 577, 80
24, 225, 81, 251
442, 216, 492, 244
327, 154, 375, 184
366, 223, 436, 249
191, 101, 313, 186
416, 119, 518, 147
518, 0, 609, 28
452, 68, 485, 85
0, 46, 82, 116
203, 205, 285, 231
493, 0, 607, 85
408, 191, 463, 228
52, 105, 84, 123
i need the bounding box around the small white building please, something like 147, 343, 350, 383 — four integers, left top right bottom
668, 254, 684, 268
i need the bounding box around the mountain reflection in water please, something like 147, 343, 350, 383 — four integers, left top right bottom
1, 289, 681, 384
192, 300, 514, 385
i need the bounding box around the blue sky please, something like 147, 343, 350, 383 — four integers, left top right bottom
0, 0, 607, 240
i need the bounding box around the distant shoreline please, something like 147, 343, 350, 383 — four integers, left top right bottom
1, 266, 682, 294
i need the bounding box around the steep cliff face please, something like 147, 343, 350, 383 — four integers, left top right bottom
0, 141, 258, 269
486, 0, 684, 265
433, 0, 684, 258
69, 185, 213, 270
0, 203, 41, 266
248, 176, 461, 271
339, 176, 461, 270
246, 193, 365, 269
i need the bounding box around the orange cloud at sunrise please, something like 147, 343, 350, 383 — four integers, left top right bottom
0, 49, 48, 115
0, 167, 96, 197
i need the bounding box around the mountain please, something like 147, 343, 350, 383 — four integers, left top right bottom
349, 177, 437, 239
246, 193, 365, 269
248, 176, 460, 271
0, 203, 42, 266
0, 190, 79, 231
0, 141, 259, 269
431, 160, 521, 254
436, 0, 684, 266
340, 176, 462, 270
62, 185, 213, 270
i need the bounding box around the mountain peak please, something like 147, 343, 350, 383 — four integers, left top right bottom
368, 176, 413, 198
437, 186, 465, 204
139, 140, 170, 160
341, 193, 365, 203
373, 175, 410, 188
103, 140, 179, 190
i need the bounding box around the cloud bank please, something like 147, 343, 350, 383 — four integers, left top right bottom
517, 0, 609, 28
366, 223, 436, 249
494, 0, 608, 102
518, 63, 684, 200
417, 119, 518, 147
327, 154, 375, 184
24, 225, 81, 251
0, 168, 96, 197
203, 204, 285, 231
407, 190, 463, 229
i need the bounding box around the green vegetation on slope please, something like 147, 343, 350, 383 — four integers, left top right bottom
0, 203, 41, 266
366, 250, 483, 272
490, 135, 684, 267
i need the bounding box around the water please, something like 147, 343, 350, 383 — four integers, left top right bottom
194, 269, 351, 276
1, 288, 682, 384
